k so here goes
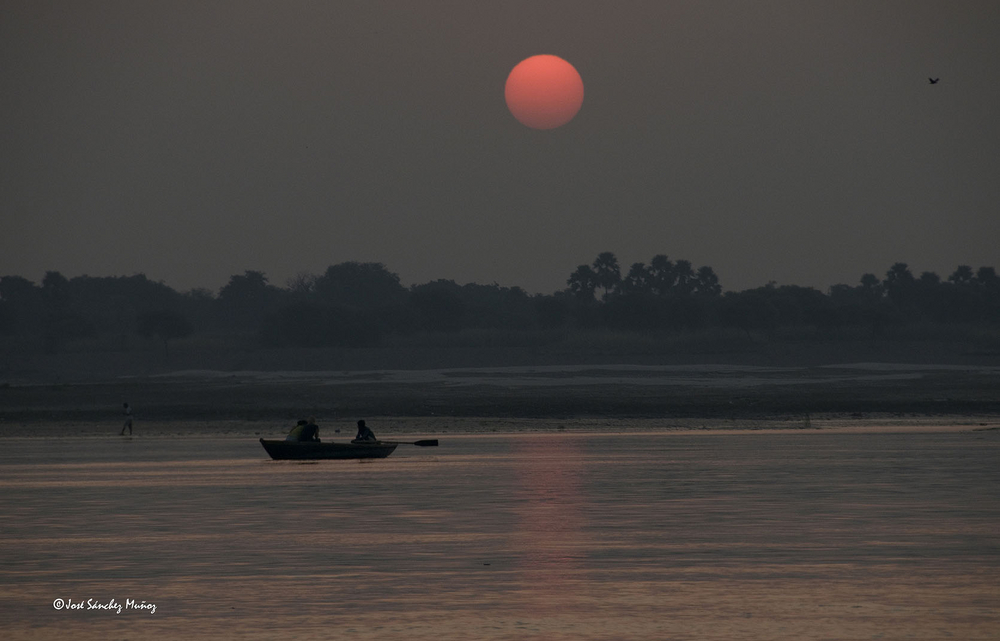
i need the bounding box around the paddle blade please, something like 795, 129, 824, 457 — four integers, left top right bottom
413, 439, 439, 447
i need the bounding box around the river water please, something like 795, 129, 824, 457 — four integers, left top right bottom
1, 429, 998, 640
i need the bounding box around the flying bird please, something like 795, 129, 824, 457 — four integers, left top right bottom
928, 77, 940, 84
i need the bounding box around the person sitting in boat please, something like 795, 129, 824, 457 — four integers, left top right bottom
301, 417, 320, 442
286, 419, 307, 441
354, 419, 377, 442
286, 418, 320, 442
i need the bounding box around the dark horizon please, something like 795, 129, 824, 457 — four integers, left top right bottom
3, 254, 996, 359
2, 253, 996, 298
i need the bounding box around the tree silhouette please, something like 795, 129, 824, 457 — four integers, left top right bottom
591, 252, 621, 300
621, 262, 651, 294
859, 273, 881, 296
918, 271, 940, 286
976, 267, 998, 287
0, 275, 37, 305
883, 263, 915, 304
949, 265, 974, 285
648, 255, 675, 295
286, 272, 317, 296
672, 260, 696, 296
314, 262, 407, 309
3, 255, 998, 349
41, 271, 69, 293
41, 271, 70, 314
694, 266, 722, 297
567, 265, 598, 301
218, 271, 282, 329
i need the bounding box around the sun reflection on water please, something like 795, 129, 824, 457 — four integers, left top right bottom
0, 430, 998, 639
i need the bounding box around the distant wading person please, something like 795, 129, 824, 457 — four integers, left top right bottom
120, 403, 133, 435
354, 420, 377, 442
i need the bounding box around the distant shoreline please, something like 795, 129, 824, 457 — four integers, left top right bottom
1, 415, 998, 440
2, 362, 998, 426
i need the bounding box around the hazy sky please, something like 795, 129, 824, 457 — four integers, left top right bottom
2, 1, 998, 294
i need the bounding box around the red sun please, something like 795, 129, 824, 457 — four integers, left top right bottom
505, 55, 584, 130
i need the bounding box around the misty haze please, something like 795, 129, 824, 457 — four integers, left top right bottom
2, 2, 999, 640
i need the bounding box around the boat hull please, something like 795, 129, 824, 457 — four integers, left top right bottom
260, 438, 398, 460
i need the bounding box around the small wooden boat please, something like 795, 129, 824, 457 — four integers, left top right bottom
260, 438, 398, 460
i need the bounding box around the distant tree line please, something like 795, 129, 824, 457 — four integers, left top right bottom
0, 256, 997, 353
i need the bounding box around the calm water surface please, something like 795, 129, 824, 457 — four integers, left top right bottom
1, 430, 998, 640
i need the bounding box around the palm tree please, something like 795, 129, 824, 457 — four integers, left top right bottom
621, 262, 651, 294
591, 252, 621, 300
648, 255, 675, 296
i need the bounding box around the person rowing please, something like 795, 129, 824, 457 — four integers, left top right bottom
354, 419, 377, 442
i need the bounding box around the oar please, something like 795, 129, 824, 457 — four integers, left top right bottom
398, 439, 438, 447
